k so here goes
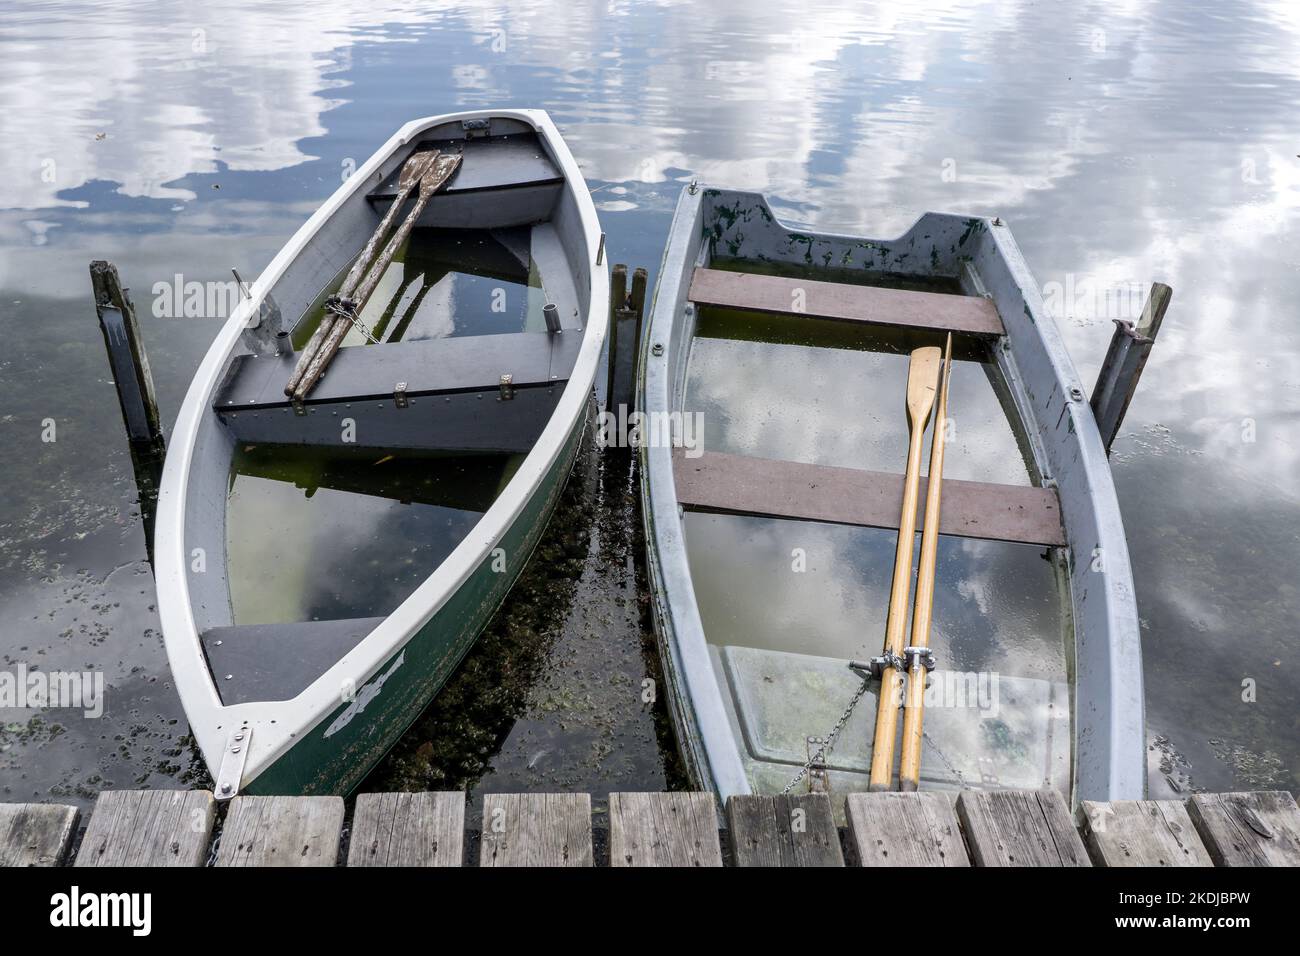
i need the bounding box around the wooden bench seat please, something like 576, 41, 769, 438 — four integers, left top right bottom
689, 268, 1005, 336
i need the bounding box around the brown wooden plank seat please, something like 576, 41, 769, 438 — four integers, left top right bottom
673, 449, 1065, 548
689, 268, 1005, 337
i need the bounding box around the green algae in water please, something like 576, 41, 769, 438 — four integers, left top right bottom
226, 444, 522, 626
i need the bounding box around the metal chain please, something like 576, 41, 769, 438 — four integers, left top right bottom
326, 299, 381, 345
780, 669, 873, 795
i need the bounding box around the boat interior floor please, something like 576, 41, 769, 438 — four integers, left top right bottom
675, 259, 1075, 803
711, 645, 1070, 809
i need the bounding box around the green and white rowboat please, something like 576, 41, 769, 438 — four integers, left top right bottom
155, 110, 607, 797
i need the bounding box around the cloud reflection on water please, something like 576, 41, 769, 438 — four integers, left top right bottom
1, 0, 1296, 797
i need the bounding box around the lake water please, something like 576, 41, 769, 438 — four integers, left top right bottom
1, 0, 1296, 807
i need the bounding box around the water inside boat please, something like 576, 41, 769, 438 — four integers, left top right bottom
227, 445, 522, 626
205, 214, 576, 705
680, 273, 1073, 795
291, 227, 547, 349
226, 227, 548, 632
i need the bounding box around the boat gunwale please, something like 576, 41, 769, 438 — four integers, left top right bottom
154, 109, 609, 791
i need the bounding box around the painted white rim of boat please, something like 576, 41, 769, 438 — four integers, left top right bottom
154, 109, 609, 787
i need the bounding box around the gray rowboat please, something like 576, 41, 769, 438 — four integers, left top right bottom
638, 186, 1144, 807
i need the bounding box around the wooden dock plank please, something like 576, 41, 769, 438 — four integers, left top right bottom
957, 789, 1090, 866
1187, 791, 1300, 867
480, 793, 593, 867
845, 792, 970, 867
214, 795, 344, 867
1081, 800, 1212, 867
347, 792, 465, 867
0, 803, 80, 866
75, 790, 214, 867
673, 450, 1065, 547
727, 794, 844, 867
689, 268, 1006, 337
609, 792, 722, 867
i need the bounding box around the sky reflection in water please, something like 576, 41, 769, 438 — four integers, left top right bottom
1, 0, 1296, 802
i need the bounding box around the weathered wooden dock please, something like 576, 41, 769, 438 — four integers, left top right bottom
3, 788, 1297, 867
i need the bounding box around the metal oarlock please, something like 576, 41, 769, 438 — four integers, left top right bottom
862, 653, 904, 681
903, 646, 937, 672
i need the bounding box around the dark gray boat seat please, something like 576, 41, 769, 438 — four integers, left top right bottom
214, 330, 582, 454
369, 134, 564, 230
202, 617, 384, 705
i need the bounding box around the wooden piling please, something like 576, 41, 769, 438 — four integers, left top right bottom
1090, 281, 1172, 453
605, 264, 628, 412
603, 263, 651, 420
629, 265, 648, 362
90, 260, 167, 563
90, 261, 163, 444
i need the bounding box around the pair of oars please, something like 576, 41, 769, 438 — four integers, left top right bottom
285, 149, 463, 400
868, 333, 953, 792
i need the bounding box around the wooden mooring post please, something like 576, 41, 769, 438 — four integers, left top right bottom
90, 261, 163, 445
90, 260, 166, 558
604, 263, 648, 419
1090, 281, 1172, 454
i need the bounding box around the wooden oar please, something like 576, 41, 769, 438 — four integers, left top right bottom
867, 345, 942, 791
898, 333, 953, 791
292, 151, 462, 402
284, 151, 439, 397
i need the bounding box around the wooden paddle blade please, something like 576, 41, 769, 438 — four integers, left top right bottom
905, 346, 942, 426
398, 151, 438, 190
293, 151, 464, 401
419, 151, 463, 198
284, 151, 441, 396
